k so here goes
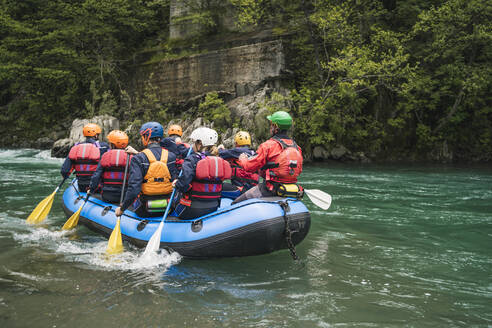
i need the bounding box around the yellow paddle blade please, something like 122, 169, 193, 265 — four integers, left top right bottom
26, 191, 56, 224
106, 218, 123, 255
61, 204, 83, 230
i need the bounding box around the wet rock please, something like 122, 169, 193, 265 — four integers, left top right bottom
51, 138, 71, 158
312, 146, 330, 160
34, 137, 54, 150
330, 145, 349, 160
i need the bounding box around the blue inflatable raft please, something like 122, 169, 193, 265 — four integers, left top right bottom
62, 181, 311, 258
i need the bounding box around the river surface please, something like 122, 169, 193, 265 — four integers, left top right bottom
0, 149, 490, 327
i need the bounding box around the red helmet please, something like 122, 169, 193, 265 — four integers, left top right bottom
168, 124, 183, 137
83, 123, 101, 137
107, 130, 129, 149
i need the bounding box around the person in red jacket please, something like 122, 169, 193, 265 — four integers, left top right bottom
232, 111, 303, 204
89, 130, 131, 203
60, 123, 109, 192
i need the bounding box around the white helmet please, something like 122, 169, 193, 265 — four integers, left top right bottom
189, 127, 218, 147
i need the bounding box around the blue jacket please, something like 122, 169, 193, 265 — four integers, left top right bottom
175, 151, 205, 193
60, 138, 109, 178
120, 143, 178, 211
160, 137, 190, 159
218, 146, 256, 160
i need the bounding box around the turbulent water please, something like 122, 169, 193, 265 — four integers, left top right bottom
0, 149, 490, 327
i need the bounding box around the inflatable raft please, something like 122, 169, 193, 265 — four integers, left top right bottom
62, 181, 311, 258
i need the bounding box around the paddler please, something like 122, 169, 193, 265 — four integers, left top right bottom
172, 127, 231, 219
218, 131, 259, 192
232, 111, 304, 204
88, 130, 131, 203
115, 122, 178, 217
160, 124, 190, 169
60, 123, 110, 192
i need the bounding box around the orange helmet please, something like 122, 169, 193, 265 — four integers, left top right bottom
83, 123, 102, 137
107, 130, 129, 149
168, 124, 183, 137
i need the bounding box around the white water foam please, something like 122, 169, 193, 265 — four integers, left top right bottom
0, 148, 63, 163
12, 224, 182, 273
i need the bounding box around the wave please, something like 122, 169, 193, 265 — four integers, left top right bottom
0, 148, 63, 163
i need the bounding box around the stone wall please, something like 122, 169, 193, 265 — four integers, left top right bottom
138, 40, 285, 101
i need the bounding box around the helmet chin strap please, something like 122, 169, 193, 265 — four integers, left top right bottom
270, 123, 279, 136
140, 128, 152, 146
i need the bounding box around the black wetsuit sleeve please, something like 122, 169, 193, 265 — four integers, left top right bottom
120, 155, 145, 210
89, 162, 103, 193
175, 155, 196, 193
167, 151, 178, 180
60, 156, 72, 178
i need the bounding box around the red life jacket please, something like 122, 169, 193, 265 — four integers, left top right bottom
190, 156, 232, 201
265, 136, 303, 183
100, 149, 130, 186
68, 143, 101, 179
228, 158, 259, 187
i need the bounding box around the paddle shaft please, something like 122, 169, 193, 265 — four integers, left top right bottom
56, 177, 68, 192
119, 154, 131, 205
160, 146, 193, 222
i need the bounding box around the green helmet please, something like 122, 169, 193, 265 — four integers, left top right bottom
266, 111, 293, 129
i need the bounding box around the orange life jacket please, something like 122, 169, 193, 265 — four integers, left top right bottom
265, 136, 303, 184
141, 148, 173, 196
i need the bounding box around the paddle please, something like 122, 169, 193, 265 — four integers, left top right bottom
62, 192, 90, 230
143, 147, 193, 256
304, 189, 332, 210
26, 178, 68, 224
106, 154, 131, 255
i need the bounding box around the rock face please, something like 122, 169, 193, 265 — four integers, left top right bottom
170, 1, 239, 40
51, 115, 119, 158
139, 40, 285, 102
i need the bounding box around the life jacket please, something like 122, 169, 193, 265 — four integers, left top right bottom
100, 149, 130, 186
189, 156, 232, 201
228, 157, 259, 187
264, 136, 303, 184
141, 148, 173, 196
68, 143, 101, 179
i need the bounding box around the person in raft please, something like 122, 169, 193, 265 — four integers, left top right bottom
61, 123, 110, 192
160, 124, 190, 170
218, 131, 259, 193
172, 127, 232, 219
88, 130, 132, 204
232, 111, 304, 204
114, 122, 178, 218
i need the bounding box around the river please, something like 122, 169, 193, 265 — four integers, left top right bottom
0, 149, 490, 327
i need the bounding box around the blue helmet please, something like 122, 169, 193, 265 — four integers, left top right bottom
139, 122, 164, 139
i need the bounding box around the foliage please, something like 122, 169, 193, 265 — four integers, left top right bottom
0, 0, 169, 142
198, 92, 231, 132
229, 0, 492, 161
1, 0, 491, 162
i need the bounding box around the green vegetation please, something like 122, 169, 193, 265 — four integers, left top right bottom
199, 92, 231, 133
0, 0, 490, 161
0, 0, 169, 142
231, 0, 492, 161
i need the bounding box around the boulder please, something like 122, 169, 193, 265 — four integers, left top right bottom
312, 146, 330, 160
69, 115, 119, 144
51, 138, 71, 158
34, 137, 54, 150
330, 145, 349, 160
51, 115, 120, 158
